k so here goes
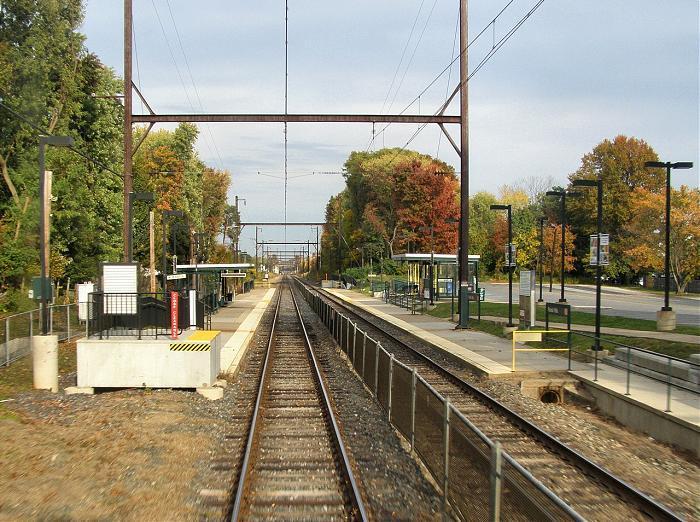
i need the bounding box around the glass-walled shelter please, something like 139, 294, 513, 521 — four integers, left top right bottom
391, 253, 480, 300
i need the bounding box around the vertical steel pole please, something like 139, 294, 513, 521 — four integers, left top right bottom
410, 368, 417, 451
538, 218, 544, 302
458, 0, 469, 328
67, 304, 71, 340
489, 441, 502, 522
374, 343, 380, 395
388, 354, 394, 420
162, 214, 168, 293
123, 0, 133, 261
559, 194, 566, 303
443, 399, 451, 514
5, 318, 9, 366
39, 142, 49, 335
594, 179, 603, 350
507, 205, 513, 326
663, 165, 672, 311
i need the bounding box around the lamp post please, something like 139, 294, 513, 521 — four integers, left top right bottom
490, 204, 514, 327
573, 179, 603, 350
644, 160, 693, 331
161, 209, 184, 292
545, 189, 580, 303
127, 191, 154, 263
38, 135, 74, 335
538, 217, 546, 303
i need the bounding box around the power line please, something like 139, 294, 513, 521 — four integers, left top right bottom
0, 99, 122, 180
367, 0, 518, 151
385, 0, 545, 165
386, 0, 439, 115
164, 0, 225, 171
151, 0, 222, 171
380, 0, 426, 115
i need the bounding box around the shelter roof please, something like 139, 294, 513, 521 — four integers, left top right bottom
391, 253, 480, 264
175, 263, 253, 273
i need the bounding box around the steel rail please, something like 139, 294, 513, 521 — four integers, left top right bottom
230, 286, 283, 520
231, 280, 367, 521
299, 278, 682, 522
289, 282, 369, 521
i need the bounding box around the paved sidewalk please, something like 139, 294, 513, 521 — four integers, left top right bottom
479, 315, 700, 345
325, 288, 700, 433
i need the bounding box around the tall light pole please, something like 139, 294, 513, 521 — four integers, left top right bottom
490, 204, 514, 327
420, 225, 436, 305
127, 191, 154, 262
38, 135, 74, 335
644, 160, 693, 331
546, 189, 580, 303
538, 217, 546, 303
573, 179, 604, 350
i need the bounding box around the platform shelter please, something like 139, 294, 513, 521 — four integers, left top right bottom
176, 263, 254, 309
391, 253, 480, 301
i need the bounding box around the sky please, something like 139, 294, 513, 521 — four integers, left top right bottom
80, 0, 699, 258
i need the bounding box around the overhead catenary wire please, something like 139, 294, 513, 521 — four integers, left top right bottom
366, 0, 517, 151
437, 13, 460, 160
380, 0, 427, 116
384, 0, 545, 166
164, 0, 226, 172
150, 0, 222, 171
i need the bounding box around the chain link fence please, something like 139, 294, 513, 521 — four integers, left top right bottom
1, 303, 82, 367
295, 279, 583, 521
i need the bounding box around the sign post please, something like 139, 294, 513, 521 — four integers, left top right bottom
519, 270, 536, 329
170, 291, 179, 340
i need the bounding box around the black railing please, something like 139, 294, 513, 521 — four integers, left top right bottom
88, 292, 203, 339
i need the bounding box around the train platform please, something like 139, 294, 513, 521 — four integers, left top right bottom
211, 283, 276, 375
323, 287, 699, 455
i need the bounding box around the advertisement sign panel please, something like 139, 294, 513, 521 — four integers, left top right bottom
589, 234, 610, 266
504, 244, 517, 267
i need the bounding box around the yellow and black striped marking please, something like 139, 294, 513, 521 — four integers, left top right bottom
169, 342, 211, 352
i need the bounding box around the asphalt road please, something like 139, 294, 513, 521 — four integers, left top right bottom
479, 282, 700, 326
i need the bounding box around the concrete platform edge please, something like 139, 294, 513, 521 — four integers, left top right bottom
572, 372, 699, 457
220, 287, 276, 375
325, 288, 511, 377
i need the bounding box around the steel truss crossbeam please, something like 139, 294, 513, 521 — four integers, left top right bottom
132, 114, 460, 124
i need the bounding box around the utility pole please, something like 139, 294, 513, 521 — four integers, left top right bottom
458, 0, 470, 328
123, 0, 133, 262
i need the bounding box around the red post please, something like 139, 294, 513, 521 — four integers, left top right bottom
170, 291, 179, 339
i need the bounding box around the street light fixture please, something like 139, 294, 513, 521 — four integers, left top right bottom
545, 189, 581, 303
572, 178, 603, 350
38, 135, 74, 335
127, 191, 154, 263
490, 204, 515, 327
162, 209, 184, 292
644, 160, 694, 330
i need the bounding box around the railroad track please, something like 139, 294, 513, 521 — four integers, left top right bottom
296, 278, 681, 522
231, 280, 367, 521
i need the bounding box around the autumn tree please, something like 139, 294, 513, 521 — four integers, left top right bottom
623, 186, 700, 293
567, 135, 662, 281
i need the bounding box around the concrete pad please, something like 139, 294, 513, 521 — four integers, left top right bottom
64, 386, 95, 395
219, 288, 276, 375
213, 379, 228, 388
196, 387, 224, 400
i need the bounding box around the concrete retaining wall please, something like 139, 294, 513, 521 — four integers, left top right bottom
580, 379, 699, 457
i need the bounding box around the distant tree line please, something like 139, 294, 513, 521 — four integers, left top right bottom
322, 136, 699, 293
